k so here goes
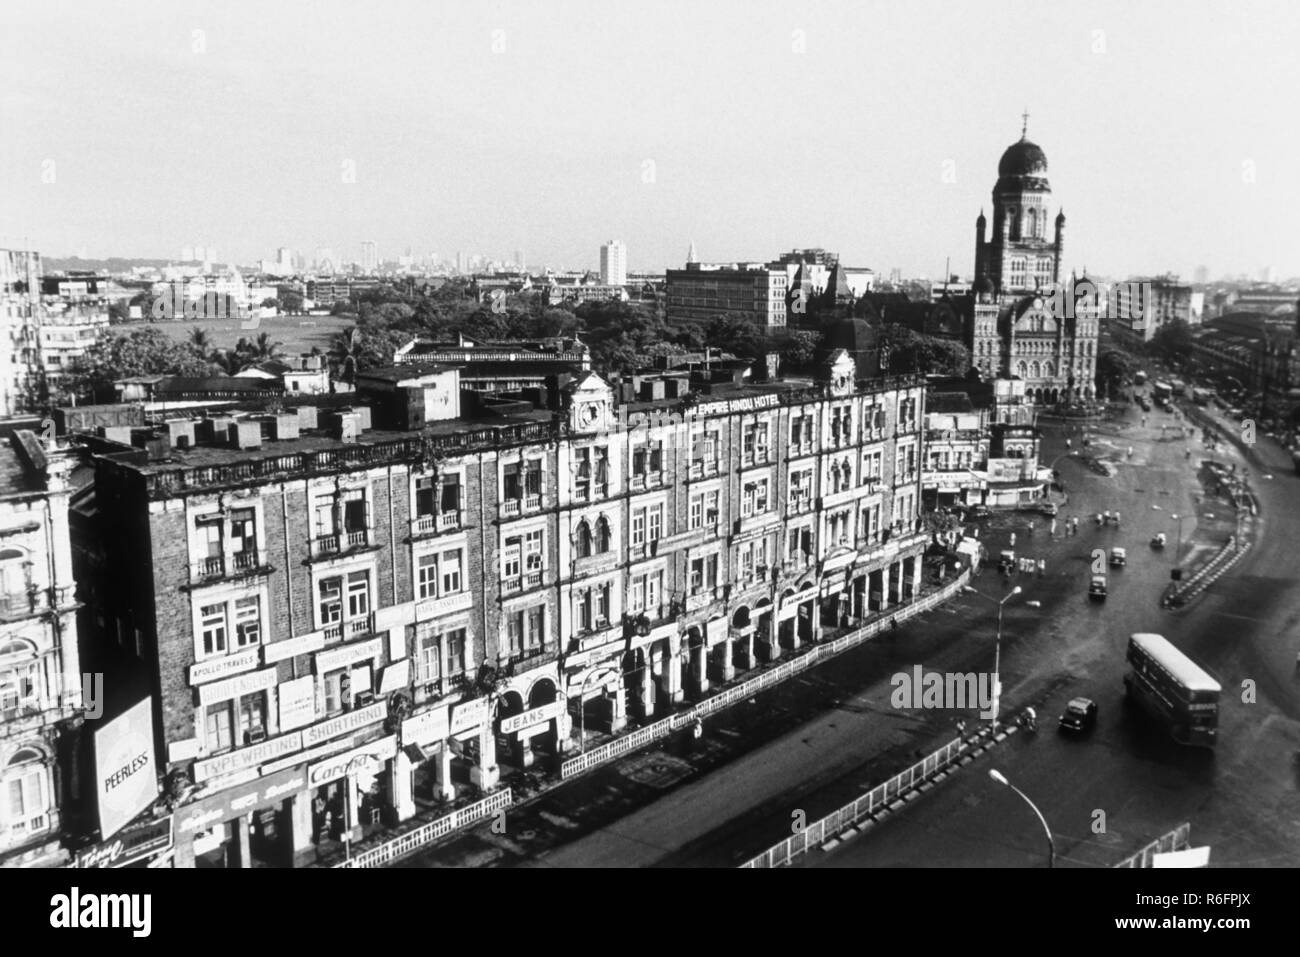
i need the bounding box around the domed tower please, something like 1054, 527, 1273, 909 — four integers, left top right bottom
975, 115, 1060, 296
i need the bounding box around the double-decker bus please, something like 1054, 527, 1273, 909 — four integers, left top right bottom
1133, 370, 1148, 386
1152, 381, 1173, 402
1124, 632, 1221, 747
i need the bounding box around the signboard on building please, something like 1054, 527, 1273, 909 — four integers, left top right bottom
450, 697, 490, 735
499, 699, 565, 736
71, 814, 173, 869
306, 736, 397, 789
301, 700, 387, 749
401, 705, 449, 747
94, 698, 159, 840
262, 631, 326, 665
377, 660, 411, 695
175, 766, 308, 836
189, 646, 260, 686
192, 731, 303, 783
314, 638, 384, 676
278, 675, 317, 732
196, 666, 279, 707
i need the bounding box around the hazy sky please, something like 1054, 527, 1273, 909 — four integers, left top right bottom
3, 0, 1298, 279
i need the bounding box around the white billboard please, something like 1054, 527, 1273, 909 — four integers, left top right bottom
94, 698, 159, 839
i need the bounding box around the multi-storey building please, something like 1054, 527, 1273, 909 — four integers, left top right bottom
73, 349, 926, 867
967, 124, 1100, 405
0, 432, 85, 867
0, 250, 43, 416
665, 262, 788, 331
921, 392, 990, 509
1108, 275, 1203, 345
599, 240, 627, 286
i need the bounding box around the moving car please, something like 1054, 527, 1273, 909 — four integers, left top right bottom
1089, 575, 1108, 600
1059, 697, 1098, 733
1038, 501, 1059, 517
958, 504, 993, 521
997, 549, 1016, 574
1109, 547, 1127, 567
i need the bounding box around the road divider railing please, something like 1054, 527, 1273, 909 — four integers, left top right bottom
332, 788, 514, 868
1112, 822, 1191, 868
739, 733, 975, 868
561, 569, 973, 781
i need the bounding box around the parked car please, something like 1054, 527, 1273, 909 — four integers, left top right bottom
1038, 501, 1059, 517
958, 504, 993, 521
998, 549, 1016, 574
1109, 547, 1127, 567
1059, 697, 1098, 734
1088, 575, 1108, 600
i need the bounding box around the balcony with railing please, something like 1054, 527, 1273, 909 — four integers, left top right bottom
502, 569, 546, 595
414, 510, 461, 534
323, 613, 375, 643
311, 529, 371, 559
188, 548, 271, 586
688, 459, 720, 480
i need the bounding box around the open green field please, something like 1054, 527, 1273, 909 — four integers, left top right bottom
113, 314, 357, 355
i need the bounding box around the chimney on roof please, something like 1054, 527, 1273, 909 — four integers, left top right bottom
229, 420, 262, 450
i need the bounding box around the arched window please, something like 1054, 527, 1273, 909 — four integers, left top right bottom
1030, 361, 1041, 379
1017, 361, 1028, 378
575, 521, 592, 559
595, 516, 611, 553
3, 746, 49, 836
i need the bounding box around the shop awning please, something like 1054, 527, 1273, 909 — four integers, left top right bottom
403, 744, 429, 764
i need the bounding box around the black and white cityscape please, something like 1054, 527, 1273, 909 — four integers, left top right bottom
1, 1, 1298, 885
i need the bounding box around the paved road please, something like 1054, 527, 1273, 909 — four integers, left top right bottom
817, 400, 1300, 867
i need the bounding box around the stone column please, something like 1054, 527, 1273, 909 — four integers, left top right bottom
470, 729, 499, 790
913, 554, 925, 597
515, 734, 534, 769
640, 663, 655, 718
434, 745, 456, 802
390, 751, 416, 823
788, 610, 801, 650
693, 642, 710, 695
719, 636, 735, 682
232, 812, 252, 868
608, 687, 628, 734
288, 791, 315, 868
666, 636, 684, 704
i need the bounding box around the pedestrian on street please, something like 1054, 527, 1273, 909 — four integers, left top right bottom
1050, 518, 1057, 537
1037, 559, 1046, 578
1009, 531, 1016, 547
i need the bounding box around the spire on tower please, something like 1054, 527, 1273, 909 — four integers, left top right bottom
686, 241, 698, 265
1021, 108, 1029, 139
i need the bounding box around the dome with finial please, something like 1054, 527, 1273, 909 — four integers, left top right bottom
995, 118, 1050, 194
973, 274, 996, 298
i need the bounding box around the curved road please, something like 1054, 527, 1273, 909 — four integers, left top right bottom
817, 399, 1300, 867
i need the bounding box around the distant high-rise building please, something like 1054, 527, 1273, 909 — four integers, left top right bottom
455, 251, 467, 274
1193, 265, 1209, 285
205, 247, 217, 265
181, 246, 195, 262
889, 267, 903, 284
277, 247, 294, 271
361, 241, 379, 274
315, 247, 334, 273
1259, 264, 1276, 283
600, 240, 627, 285
193, 246, 207, 263
515, 249, 525, 271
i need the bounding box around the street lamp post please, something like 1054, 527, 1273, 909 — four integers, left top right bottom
962, 584, 1022, 728
988, 769, 1055, 868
